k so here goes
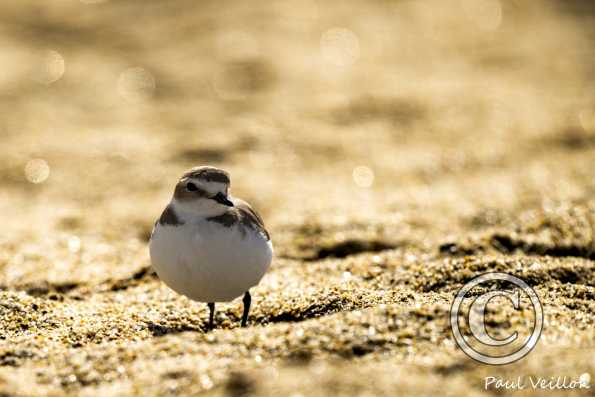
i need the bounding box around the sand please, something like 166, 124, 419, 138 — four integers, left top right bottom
0, 0, 593, 395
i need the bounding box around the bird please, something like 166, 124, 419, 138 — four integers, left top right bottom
149, 166, 273, 329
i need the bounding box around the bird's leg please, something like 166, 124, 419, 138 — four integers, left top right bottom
241, 291, 251, 327
207, 302, 215, 330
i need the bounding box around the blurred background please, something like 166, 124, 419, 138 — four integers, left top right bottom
0, 0, 593, 395
3, 0, 594, 278
1, 0, 594, 233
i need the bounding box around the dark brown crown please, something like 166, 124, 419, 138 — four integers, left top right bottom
182, 166, 230, 184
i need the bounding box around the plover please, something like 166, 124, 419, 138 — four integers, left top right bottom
149, 166, 273, 329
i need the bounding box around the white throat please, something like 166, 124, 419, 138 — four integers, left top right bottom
170, 197, 229, 220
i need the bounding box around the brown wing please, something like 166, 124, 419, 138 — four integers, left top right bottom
234, 198, 270, 241
158, 204, 184, 226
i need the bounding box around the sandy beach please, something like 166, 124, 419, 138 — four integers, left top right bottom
0, 0, 593, 395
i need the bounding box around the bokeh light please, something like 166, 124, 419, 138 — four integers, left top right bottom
460, 0, 502, 31
68, 236, 81, 253
352, 166, 374, 188
24, 159, 50, 184
200, 374, 214, 389
31, 50, 65, 85
579, 109, 594, 132
320, 28, 360, 68
117, 67, 156, 103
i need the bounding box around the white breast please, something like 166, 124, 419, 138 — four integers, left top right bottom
149, 219, 273, 302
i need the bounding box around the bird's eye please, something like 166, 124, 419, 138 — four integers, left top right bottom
186, 182, 198, 191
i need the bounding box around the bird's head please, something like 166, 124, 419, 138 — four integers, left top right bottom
171, 166, 234, 217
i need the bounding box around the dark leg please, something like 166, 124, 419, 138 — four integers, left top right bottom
207, 302, 215, 330
241, 291, 251, 327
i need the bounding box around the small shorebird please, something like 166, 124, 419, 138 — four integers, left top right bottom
149, 166, 273, 329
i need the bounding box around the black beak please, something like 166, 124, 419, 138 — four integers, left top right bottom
212, 192, 234, 207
